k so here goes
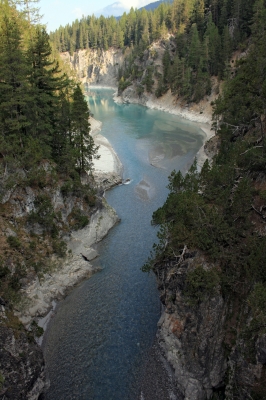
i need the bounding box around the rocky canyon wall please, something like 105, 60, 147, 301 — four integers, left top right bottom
60, 48, 124, 87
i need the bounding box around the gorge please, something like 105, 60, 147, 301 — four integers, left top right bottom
1, 1, 266, 399
42, 88, 209, 400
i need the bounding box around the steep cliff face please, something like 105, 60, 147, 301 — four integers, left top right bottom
0, 314, 46, 399
155, 251, 226, 399
60, 48, 124, 87
154, 249, 266, 400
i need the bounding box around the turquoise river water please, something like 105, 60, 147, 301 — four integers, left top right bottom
42, 89, 208, 400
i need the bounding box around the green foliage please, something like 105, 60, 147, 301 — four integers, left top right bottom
84, 191, 96, 207
155, 76, 168, 98
136, 84, 144, 97
60, 180, 73, 197
249, 283, 266, 316
49, 0, 258, 103
0, 4, 99, 187
146, 47, 266, 302
30, 320, 44, 338
69, 207, 89, 230
185, 266, 220, 306
52, 239, 67, 257
71, 85, 96, 173
7, 235, 20, 249
142, 66, 154, 93
28, 194, 55, 229
24, 168, 47, 189
10, 275, 21, 291
118, 76, 131, 94
0, 264, 9, 279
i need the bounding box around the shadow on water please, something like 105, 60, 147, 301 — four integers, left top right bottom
42, 89, 207, 400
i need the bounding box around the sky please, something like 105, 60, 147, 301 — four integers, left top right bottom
38, 0, 152, 32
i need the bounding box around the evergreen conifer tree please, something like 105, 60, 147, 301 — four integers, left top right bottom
0, 12, 30, 158
70, 85, 98, 174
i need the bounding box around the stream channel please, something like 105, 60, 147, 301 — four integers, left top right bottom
42, 88, 208, 400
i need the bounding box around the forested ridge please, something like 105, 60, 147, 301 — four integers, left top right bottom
51, 0, 256, 103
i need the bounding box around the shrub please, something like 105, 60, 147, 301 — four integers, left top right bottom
185, 266, 220, 305
0, 373, 4, 390
28, 194, 55, 230
25, 168, 46, 188
7, 235, 20, 249
10, 276, 21, 291
52, 239, 66, 257
84, 193, 96, 207
118, 76, 131, 94
136, 84, 144, 97
0, 264, 9, 278
69, 207, 89, 230
30, 320, 44, 338
61, 180, 73, 197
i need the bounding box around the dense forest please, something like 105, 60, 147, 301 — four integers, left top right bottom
50, 0, 256, 102
0, 2, 97, 178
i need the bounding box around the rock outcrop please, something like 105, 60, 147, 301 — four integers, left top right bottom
14, 198, 119, 327
0, 321, 46, 400
154, 251, 226, 399
154, 250, 266, 399
60, 48, 124, 87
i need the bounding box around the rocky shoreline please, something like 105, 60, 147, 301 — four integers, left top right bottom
14, 117, 123, 332
14, 199, 120, 328
90, 117, 124, 189
114, 88, 213, 125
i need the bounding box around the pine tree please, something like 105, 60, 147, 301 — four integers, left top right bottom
51, 89, 72, 171
10, 0, 41, 24
188, 23, 201, 71
70, 85, 98, 174
162, 47, 171, 85
26, 27, 68, 153
205, 13, 222, 76
0, 12, 30, 155
192, 0, 205, 38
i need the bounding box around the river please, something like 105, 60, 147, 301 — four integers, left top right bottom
42, 88, 207, 400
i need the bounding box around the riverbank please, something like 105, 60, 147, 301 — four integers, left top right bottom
114, 88, 213, 125
90, 117, 123, 189
14, 118, 123, 329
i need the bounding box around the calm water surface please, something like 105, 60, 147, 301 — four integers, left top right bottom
43, 89, 207, 400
